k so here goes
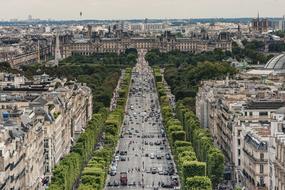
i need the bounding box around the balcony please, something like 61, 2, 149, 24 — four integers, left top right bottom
243, 148, 268, 164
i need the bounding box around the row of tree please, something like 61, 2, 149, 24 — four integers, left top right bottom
47, 110, 108, 190
146, 49, 232, 67
232, 40, 274, 64
61, 49, 138, 66
78, 67, 132, 190
145, 42, 275, 67
154, 68, 212, 190
146, 49, 237, 111
176, 102, 225, 188
163, 61, 236, 111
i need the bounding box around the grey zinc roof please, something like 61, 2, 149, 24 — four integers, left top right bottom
276, 107, 285, 114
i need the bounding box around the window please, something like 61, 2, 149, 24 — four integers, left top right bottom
238, 149, 241, 156
245, 112, 247, 116
260, 177, 264, 185
260, 164, 264, 174
238, 139, 241, 146
238, 159, 241, 166
249, 112, 253, 116
259, 112, 268, 116
44, 139, 49, 149
238, 130, 241, 137
260, 153, 264, 161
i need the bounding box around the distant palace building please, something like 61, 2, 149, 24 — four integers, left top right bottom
62, 31, 232, 58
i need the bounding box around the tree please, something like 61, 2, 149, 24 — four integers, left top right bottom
185, 176, 212, 190
175, 103, 225, 187
207, 148, 225, 187
171, 131, 186, 142
182, 161, 206, 179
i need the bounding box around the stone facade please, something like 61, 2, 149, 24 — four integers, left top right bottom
241, 127, 270, 190
0, 73, 92, 190
62, 32, 232, 58
196, 77, 285, 190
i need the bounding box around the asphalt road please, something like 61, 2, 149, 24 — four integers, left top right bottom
105, 50, 180, 190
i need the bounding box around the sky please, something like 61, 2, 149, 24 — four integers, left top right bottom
1, 0, 285, 20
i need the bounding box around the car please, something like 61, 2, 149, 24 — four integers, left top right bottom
120, 157, 126, 161
160, 146, 164, 150
163, 170, 169, 175
168, 169, 175, 175
120, 151, 125, 156
111, 161, 117, 167
171, 175, 179, 186
156, 154, 162, 159
151, 167, 157, 174
166, 153, 171, 160
113, 181, 119, 186
110, 170, 116, 176
154, 141, 161, 145
145, 153, 149, 157
150, 153, 155, 159
115, 156, 120, 161
161, 182, 174, 188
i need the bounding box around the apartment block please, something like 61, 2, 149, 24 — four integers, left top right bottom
196, 76, 285, 190
0, 73, 92, 190
241, 127, 270, 190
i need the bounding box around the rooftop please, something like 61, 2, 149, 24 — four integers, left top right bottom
244, 128, 269, 151
246, 100, 285, 110
264, 54, 285, 70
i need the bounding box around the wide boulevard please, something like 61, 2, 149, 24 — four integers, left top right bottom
105, 50, 179, 190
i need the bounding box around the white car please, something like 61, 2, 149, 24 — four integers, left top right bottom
150, 153, 155, 159
115, 155, 120, 161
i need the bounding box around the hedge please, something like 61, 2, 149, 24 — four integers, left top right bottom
153, 68, 211, 190
77, 68, 132, 190
48, 112, 107, 190
182, 161, 206, 179
185, 176, 212, 190
176, 102, 224, 187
